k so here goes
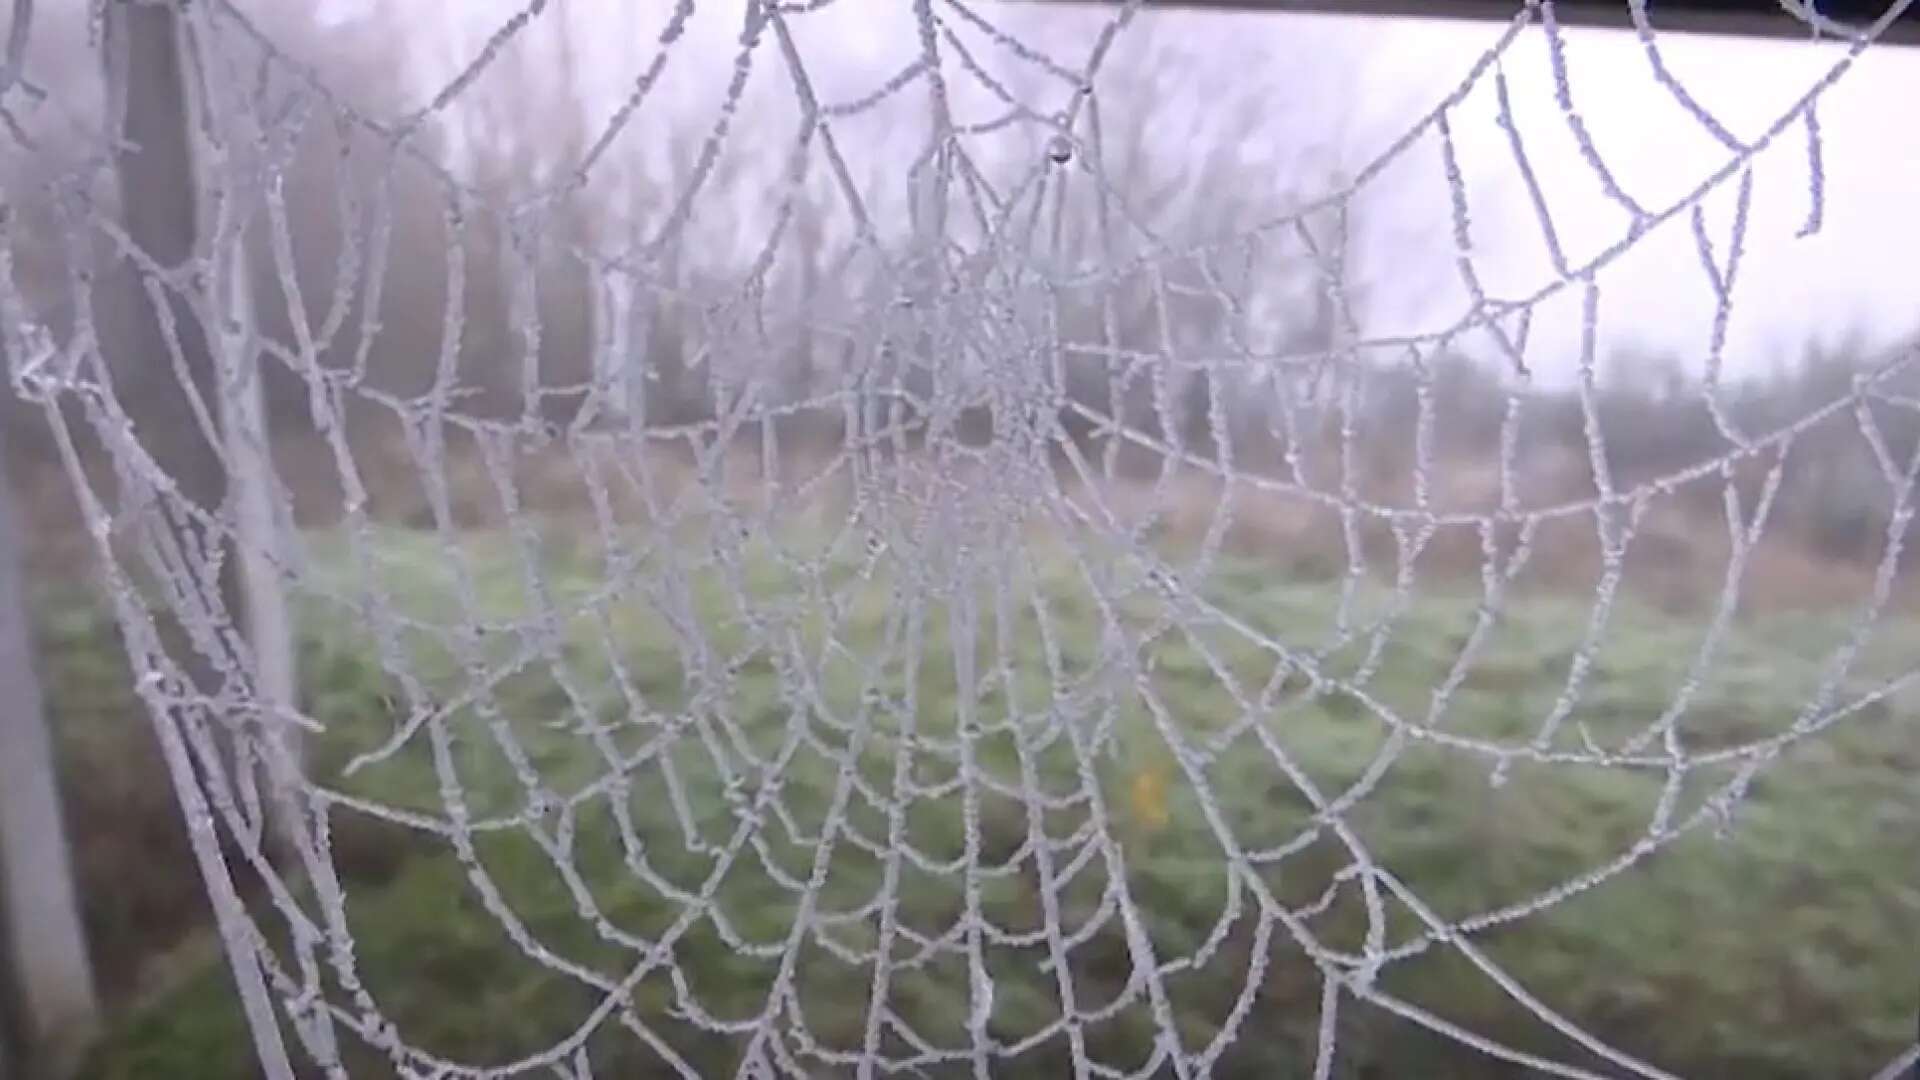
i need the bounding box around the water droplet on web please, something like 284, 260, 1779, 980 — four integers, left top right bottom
1047, 136, 1073, 165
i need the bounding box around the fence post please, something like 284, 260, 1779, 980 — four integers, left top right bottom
0, 424, 98, 1078
216, 199, 302, 840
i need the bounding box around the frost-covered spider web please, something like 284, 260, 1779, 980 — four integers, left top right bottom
6, 0, 1920, 1076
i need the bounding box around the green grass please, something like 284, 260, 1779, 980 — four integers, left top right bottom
44, 522, 1920, 1078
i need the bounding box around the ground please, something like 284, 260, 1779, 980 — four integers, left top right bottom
31, 508, 1917, 1078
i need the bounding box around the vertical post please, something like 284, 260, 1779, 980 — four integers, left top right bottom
0, 421, 98, 1078
213, 147, 301, 833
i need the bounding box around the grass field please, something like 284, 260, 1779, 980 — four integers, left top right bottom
34, 515, 1920, 1078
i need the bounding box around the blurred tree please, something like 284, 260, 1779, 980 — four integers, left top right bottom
98, 5, 297, 1075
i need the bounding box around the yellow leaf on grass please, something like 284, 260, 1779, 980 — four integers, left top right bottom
1129, 762, 1170, 834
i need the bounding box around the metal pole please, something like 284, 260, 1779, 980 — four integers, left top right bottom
1018, 0, 1920, 45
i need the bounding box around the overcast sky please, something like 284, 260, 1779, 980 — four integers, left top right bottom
1385, 10, 1920, 383
356, 1, 1920, 385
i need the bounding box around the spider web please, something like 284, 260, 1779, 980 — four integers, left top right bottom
5, 0, 1919, 1076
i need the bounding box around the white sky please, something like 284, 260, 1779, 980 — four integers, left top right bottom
353, 0, 1920, 385
1371, 12, 1920, 384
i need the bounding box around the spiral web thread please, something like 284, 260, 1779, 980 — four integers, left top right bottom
5, 0, 1920, 1076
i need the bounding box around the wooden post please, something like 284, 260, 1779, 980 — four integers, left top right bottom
0, 421, 98, 1078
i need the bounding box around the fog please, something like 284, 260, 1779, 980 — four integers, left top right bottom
368, 0, 1920, 384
